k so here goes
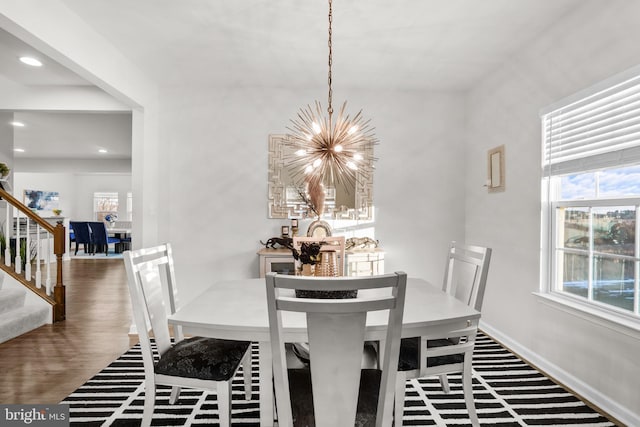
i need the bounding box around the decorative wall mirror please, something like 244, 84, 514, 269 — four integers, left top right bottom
267, 134, 374, 220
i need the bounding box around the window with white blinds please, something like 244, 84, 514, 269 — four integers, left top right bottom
541, 65, 640, 325
542, 71, 640, 176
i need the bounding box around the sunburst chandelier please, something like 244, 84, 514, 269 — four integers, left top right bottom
285, 0, 377, 212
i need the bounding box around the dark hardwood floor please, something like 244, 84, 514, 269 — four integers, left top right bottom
0, 258, 136, 404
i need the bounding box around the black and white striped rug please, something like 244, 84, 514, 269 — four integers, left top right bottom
61, 332, 617, 426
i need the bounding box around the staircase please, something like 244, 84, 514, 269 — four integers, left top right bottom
0, 185, 66, 331
0, 273, 49, 344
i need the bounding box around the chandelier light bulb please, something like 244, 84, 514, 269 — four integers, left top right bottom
348, 125, 358, 135
305, 165, 314, 174
353, 153, 363, 161
295, 149, 307, 156
313, 158, 322, 168
346, 161, 358, 170
312, 122, 322, 134
334, 145, 343, 153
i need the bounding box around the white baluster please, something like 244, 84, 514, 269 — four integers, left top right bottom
45, 235, 52, 295
4, 204, 10, 267
35, 224, 42, 289
15, 211, 21, 274
25, 217, 31, 281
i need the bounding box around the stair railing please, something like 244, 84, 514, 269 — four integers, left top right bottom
0, 186, 65, 322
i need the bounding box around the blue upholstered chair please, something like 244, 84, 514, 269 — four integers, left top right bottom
88, 221, 120, 255
69, 221, 91, 255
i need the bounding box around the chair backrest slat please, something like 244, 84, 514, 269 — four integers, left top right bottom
276, 295, 396, 314
273, 273, 396, 290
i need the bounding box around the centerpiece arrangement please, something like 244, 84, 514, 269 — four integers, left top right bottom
104, 213, 118, 228
291, 240, 356, 299
291, 241, 323, 276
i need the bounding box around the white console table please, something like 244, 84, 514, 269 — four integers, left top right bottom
257, 247, 384, 278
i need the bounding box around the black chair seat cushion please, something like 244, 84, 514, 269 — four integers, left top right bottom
155, 336, 250, 381
288, 368, 381, 427
398, 337, 465, 371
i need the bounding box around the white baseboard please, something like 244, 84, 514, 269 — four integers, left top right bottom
479, 321, 639, 427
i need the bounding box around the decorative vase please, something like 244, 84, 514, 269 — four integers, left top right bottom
314, 249, 337, 277
300, 264, 314, 276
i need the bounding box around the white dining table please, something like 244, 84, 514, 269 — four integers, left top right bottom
107, 227, 131, 253
168, 277, 480, 426
107, 227, 131, 235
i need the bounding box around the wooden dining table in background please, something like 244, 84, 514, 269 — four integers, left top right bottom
168, 277, 480, 426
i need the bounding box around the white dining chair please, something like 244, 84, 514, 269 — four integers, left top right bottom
394, 241, 492, 426
124, 244, 252, 427
266, 271, 407, 427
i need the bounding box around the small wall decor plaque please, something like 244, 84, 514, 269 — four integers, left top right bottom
487, 145, 505, 193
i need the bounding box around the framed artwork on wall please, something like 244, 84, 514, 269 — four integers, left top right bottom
24, 189, 60, 214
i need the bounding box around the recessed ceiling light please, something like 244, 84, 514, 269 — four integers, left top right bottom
19, 56, 42, 67
98, 149, 108, 154
10, 121, 25, 127
14, 148, 25, 153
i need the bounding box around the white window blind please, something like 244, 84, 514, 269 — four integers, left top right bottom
542, 71, 640, 175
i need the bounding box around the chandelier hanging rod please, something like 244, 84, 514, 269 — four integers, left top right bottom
328, 0, 333, 118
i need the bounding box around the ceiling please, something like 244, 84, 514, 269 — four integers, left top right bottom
11, 111, 132, 160
1, 0, 585, 160
58, 0, 583, 90
0, 27, 131, 161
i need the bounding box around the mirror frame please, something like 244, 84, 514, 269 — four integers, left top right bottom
267, 134, 374, 220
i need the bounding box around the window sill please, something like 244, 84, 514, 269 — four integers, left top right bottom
533, 292, 640, 340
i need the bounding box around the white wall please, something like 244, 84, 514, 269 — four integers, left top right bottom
0, 112, 14, 168
13, 171, 131, 221
15, 158, 131, 174
465, 1, 640, 423
160, 85, 466, 303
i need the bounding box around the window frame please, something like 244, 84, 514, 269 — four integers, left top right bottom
540, 65, 640, 333
93, 191, 119, 222
549, 196, 640, 319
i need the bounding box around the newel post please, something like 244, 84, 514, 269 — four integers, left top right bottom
53, 221, 66, 321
